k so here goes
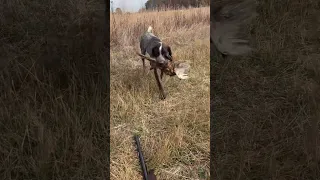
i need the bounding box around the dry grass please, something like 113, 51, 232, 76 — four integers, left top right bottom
110, 7, 210, 180
212, 0, 320, 179
0, 1, 108, 179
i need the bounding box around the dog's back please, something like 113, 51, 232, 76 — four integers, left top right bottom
140, 26, 161, 57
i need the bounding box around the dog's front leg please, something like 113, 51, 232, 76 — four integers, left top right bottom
154, 68, 166, 100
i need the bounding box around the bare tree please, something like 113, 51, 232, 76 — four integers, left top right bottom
115, 7, 122, 14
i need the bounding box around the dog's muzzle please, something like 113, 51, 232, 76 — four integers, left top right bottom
155, 57, 176, 76
156, 56, 166, 64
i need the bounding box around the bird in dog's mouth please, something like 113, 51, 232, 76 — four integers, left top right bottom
137, 52, 190, 80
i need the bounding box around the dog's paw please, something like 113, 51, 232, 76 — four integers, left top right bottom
159, 92, 167, 100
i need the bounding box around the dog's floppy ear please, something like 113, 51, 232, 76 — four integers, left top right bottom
163, 44, 173, 61
174, 61, 190, 80
167, 45, 172, 56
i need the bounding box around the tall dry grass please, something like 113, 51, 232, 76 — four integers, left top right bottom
110, 7, 210, 180
0, 1, 108, 179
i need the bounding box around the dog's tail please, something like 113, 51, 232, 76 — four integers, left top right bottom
147, 26, 153, 33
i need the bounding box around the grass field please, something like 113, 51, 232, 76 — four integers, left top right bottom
110, 7, 210, 180
2, 0, 318, 179
0, 1, 108, 179
212, 0, 320, 179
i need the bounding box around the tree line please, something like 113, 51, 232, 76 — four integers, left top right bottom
144, 0, 210, 10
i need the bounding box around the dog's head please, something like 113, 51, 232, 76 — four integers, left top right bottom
152, 43, 190, 79
137, 45, 190, 79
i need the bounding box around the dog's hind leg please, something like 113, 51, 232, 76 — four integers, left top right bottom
154, 68, 166, 100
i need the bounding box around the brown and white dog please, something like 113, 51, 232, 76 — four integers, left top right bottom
138, 26, 189, 100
